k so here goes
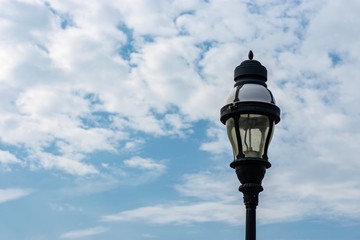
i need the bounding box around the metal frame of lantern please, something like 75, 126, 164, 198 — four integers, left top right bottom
220, 51, 280, 240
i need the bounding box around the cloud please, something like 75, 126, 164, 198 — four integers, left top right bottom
1, 0, 360, 228
124, 156, 166, 173
58, 172, 122, 196
0, 188, 33, 204
200, 125, 230, 155
49, 203, 83, 213
101, 170, 242, 225
123, 138, 145, 152
0, 0, 225, 176
59, 226, 108, 239
31, 152, 98, 176
101, 202, 241, 225
0, 150, 23, 172
0, 150, 21, 165
175, 171, 237, 202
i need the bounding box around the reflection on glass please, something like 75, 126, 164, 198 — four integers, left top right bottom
226, 118, 238, 159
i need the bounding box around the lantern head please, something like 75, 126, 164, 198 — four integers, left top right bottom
220, 51, 280, 173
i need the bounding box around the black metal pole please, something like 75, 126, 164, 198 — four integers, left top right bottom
240, 184, 262, 240
245, 203, 256, 240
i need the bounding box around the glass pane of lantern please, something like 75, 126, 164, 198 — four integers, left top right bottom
226, 118, 239, 159
239, 114, 270, 158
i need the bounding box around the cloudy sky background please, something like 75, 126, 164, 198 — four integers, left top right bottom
1, 0, 360, 239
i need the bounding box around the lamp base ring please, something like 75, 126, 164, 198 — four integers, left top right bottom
230, 158, 271, 169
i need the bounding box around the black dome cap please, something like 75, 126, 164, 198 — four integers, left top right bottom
234, 51, 267, 83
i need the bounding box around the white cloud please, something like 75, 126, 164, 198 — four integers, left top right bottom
123, 138, 145, 152
0, 0, 211, 177
29, 151, 98, 176
0, 150, 21, 165
200, 125, 231, 155
111, 0, 178, 37
58, 173, 122, 196
101, 202, 241, 225
175, 171, 237, 202
0, 0, 360, 228
124, 156, 166, 173
0, 188, 33, 204
59, 226, 108, 239
101, 170, 242, 225
119, 157, 168, 185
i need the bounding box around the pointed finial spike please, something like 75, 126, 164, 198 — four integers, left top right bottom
248, 50, 254, 60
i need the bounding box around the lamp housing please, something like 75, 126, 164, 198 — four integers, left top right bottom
220, 51, 280, 184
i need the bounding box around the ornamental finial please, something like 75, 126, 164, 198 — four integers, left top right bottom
248, 50, 254, 60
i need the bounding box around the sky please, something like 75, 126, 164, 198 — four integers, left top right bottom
0, 0, 360, 239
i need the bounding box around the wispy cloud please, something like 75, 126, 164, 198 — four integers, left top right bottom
0, 150, 22, 172
124, 156, 166, 172
0, 188, 33, 204
0, 150, 21, 165
121, 156, 167, 185
49, 203, 83, 213
101, 202, 241, 225
59, 226, 108, 239
175, 171, 238, 202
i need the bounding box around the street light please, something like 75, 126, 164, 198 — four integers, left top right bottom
220, 51, 281, 240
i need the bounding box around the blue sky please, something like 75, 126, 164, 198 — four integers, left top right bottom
1, 0, 360, 239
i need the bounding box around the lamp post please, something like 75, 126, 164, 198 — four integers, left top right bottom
220, 51, 281, 240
